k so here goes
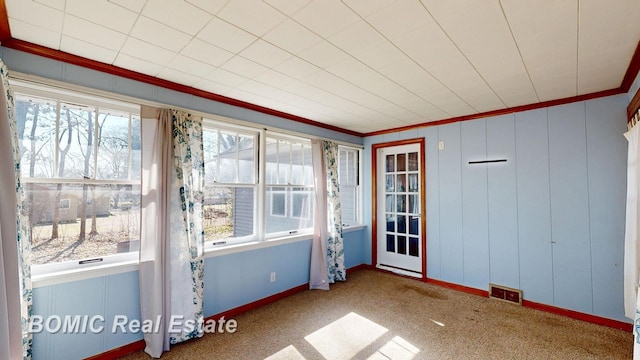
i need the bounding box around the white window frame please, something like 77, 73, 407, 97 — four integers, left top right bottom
338, 145, 363, 227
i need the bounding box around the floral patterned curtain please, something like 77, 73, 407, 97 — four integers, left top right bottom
169, 109, 205, 344
310, 140, 345, 289
323, 141, 345, 283
0, 59, 33, 359
139, 108, 204, 357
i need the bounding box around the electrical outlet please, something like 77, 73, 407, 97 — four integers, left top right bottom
270, 272, 276, 282
438, 141, 445, 150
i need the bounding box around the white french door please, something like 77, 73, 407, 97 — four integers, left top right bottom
376, 143, 424, 277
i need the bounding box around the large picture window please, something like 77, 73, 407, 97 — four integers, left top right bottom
15, 89, 141, 268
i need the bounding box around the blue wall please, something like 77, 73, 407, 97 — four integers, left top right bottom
364, 95, 629, 322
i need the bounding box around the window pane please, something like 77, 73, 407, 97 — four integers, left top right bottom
60, 103, 96, 179
97, 110, 130, 180
266, 186, 314, 234
203, 186, 255, 243
25, 183, 141, 265
278, 139, 290, 184
16, 95, 58, 179
131, 116, 141, 181
238, 134, 255, 183
303, 144, 313, 185
203, 129, 220, 183
219, 131, 238, 183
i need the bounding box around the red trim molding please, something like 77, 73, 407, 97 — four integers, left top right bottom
84, 339, 145, 360
628, 86, 640, 121
0, 0, 10, 42
522, 300, 632, 332
423, 277, 632, 332
621, 41, 640, 93
366, 88, 623, 136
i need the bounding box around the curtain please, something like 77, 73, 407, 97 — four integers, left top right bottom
0, 59, 33, 359
309, 140, 345, 290
139, 108, 204, 358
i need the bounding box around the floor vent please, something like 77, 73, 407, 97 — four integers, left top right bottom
489, 283, 522, 305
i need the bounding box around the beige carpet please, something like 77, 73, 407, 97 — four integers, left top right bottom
120, 269, 633, 359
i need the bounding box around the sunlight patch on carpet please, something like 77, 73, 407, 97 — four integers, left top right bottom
265, 345, 306, 360
368, 336, 420, 360
304, 312, 388, 359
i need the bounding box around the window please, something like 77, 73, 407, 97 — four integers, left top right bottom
202, 122, 258, 245
14, 88, 141, 268
265, 136, 314, 236
338, 146, 360, 226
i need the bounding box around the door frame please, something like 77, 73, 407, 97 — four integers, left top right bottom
371, 138, 427, 279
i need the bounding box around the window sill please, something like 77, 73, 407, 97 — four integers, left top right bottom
204, 224, 366, 258
32, 259, 139, 288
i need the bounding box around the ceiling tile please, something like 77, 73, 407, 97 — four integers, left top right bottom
577, 0, 640, 93
298, 41, 351, 69
157, 68, 202, 87
501, 0, 578, 100
194, 79, 233, 95
185, 0, 230, 15
66, 0, 137, 34
437, 0, 538, 107
221, 56, 269, 78
181, 38, 234, 66
6, 0, 63, 33
166, 54, 216, 78
197, 18, 257, 54
342, 0, 395, 18
329, 20, 386, 55
366, 1, 433, 40
120, 37, 177, 66
60, 36, 118, 64
130, 16, 192, 52
204, 68, 249, 87
263, 19, 323, 54
108, 0, 146, 13
113, 54, 164, 77
264, 0, 311, 16
254, 70, 298, 89
356, 42, 406, 70
63, 15, 128, 51
8, 18, 61, 49
217, 0, 286, 36
34, 0, 64, 10
394, 23, 504, 111
239, 40, 292, 68
142, 0, 211, 35
274, 57, 319, 80
326, 59, 399, 96
293, 1, 360, 38
420, 0, 483, 21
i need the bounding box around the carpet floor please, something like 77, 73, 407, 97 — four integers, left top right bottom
120, 269, 633, 359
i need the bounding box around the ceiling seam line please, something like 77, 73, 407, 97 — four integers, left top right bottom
417, 1, 508, 109
339, 0, 470, 117
498, 0, 540, 103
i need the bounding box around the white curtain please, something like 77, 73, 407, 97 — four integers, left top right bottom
309, 140, 346, 290
0, 59, 32, 360
140, 107, 205, 358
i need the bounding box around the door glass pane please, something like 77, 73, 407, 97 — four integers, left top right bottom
385, 194, 395, 212
408, 152, 418, 171
386, 154, 394, 172
409, 194, 418, 214
397, 194, 406, 213
408, 174, 418, 192
386, 214, 395, 232
397, 215, 406, 233
386, 234, 395, 252
397, 236, 407, 254
409, 216, 419, 235
386, 174, 395, 192
409, 237, 419, 257
397, 153, 406, 172
397, 174, 406, 192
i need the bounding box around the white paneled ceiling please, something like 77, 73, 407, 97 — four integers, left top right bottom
5, 0, 640, 134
